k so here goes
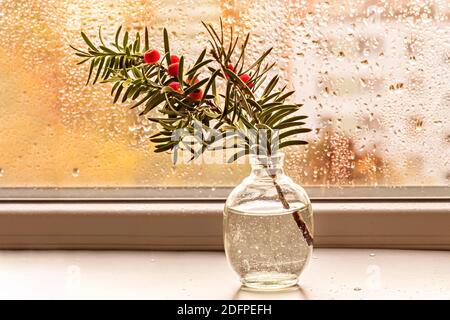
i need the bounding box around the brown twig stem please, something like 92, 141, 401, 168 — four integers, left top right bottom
270, 174, 314, 246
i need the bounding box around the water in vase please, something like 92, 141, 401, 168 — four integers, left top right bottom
224, 200, 313, 289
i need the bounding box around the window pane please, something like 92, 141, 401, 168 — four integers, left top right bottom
0, 0, 448, 189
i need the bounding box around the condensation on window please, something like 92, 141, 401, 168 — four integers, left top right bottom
0, 0, 448, 188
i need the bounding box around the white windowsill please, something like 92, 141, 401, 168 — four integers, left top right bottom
0, 248, 449, 300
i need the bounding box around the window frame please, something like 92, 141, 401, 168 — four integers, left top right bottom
0, 187, 448, 250
0, 186, 448, 200
1, 1, 449, 250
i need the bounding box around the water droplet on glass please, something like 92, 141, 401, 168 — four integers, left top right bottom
414, 119, 424, 132
0, 168, 3, 177
72, 168, 80, 177
389, 83, 404, 91
369, 253, 376, 257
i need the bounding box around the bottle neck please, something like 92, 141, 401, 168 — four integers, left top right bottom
249, 153, 285, 179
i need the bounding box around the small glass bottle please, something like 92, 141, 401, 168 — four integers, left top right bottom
224, 152, 313, 290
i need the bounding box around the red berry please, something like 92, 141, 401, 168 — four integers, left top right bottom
239, 73, 254, 88
170, 55, 180, 64
188, 89, 203, 101
144, 50, 160, 64
225, 63, 234, 79
167, 63, 180, 77
168, 82, 181, 93
239, 73, 250, 83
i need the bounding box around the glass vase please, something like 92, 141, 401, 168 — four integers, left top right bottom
224, 152, 313, 290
